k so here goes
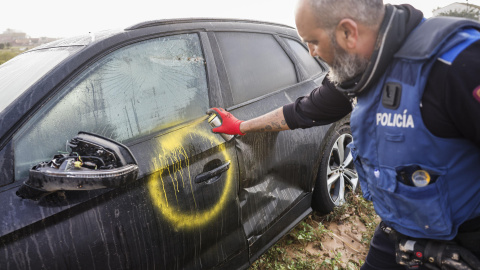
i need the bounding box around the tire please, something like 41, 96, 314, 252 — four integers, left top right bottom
312, 121, 359, 215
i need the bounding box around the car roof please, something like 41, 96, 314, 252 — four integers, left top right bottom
30, 18, 296, 51
127, 17, 295, 30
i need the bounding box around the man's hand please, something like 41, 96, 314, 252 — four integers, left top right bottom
206, 107, 289, 135
207, 108, 246, 135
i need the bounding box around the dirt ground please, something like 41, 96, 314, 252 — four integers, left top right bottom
303, 214, 376, 269
251, 195, 380, 270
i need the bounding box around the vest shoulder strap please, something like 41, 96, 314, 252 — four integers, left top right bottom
395, 17, 480, 60
438, 28, 480, 65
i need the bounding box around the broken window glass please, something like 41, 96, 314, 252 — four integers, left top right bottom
14, 33, 208, 180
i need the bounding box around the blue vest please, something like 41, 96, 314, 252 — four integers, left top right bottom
350, 18, 480, 240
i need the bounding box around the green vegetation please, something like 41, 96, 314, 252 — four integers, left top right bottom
437, 8, 480, 21
320, 252, 343, 270
0, 47, 22, 65
250, 194, 379, 270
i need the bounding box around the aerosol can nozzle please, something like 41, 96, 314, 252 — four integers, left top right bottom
207, 114, 234, 142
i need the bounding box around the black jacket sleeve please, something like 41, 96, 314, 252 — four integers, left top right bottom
422, 40, 480, 148
283, 77, 352, 129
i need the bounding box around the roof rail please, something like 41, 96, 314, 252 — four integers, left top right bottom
125, 17, 295, 31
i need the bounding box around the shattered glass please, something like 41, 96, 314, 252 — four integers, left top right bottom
14, 33, 208, 180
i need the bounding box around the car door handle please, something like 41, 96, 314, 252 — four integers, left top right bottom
195, 161, 230, 184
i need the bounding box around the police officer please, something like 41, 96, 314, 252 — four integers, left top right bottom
207, 0, 480, 269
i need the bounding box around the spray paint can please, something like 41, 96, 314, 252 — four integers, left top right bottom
208, 114, 234, 142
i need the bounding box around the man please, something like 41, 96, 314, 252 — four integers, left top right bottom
208, 0, 480, 269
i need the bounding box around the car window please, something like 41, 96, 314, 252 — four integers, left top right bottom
215, 32, 297, 104
13, 33, 208, 180
283, 38, 324, 78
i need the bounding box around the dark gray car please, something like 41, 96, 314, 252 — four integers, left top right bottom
0, 18, 357, 269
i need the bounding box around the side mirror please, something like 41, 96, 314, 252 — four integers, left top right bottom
17, 131, 138, 200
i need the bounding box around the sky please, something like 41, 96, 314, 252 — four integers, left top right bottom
1, 0, 479, 38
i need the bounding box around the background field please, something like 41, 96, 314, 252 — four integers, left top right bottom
0, 48, 22, 65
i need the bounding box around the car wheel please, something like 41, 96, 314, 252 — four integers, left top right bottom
312, 121, 359, 215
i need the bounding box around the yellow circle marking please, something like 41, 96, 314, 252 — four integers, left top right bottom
147, 124, 233, 230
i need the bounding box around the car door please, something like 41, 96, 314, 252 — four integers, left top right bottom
0, 32, 247, 269
209, 30, 331, 261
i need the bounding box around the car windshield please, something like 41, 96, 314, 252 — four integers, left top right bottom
0, 47, 81, 114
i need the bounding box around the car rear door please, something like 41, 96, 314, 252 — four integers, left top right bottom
0, 31, 247, 269
209, 28, 331, 261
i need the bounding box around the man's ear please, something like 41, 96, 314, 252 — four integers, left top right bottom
335, 18, 358, 51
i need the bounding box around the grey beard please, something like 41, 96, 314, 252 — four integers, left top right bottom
327, 40, 369, 86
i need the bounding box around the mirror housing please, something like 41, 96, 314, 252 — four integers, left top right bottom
17, 132, 138, 200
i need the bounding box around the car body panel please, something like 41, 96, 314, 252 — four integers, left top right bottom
229, 82, 329, 258
1, 124, 246, 269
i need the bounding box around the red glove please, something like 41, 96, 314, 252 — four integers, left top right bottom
206, 108, 245, 135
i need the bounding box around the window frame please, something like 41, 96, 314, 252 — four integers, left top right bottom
279, 36, 327, 80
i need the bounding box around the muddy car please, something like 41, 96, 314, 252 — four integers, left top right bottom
0, 18, 357, 269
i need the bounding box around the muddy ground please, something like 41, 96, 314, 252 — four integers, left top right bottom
251, 194, 380, 269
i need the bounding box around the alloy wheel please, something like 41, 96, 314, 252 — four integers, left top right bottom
326, 133, 358, 206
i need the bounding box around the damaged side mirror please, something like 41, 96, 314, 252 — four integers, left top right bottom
17, 132, 139, 200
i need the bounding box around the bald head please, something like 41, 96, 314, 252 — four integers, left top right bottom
296, 0, 384, 30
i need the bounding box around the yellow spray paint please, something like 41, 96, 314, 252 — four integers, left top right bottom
147, 117, 233, 229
